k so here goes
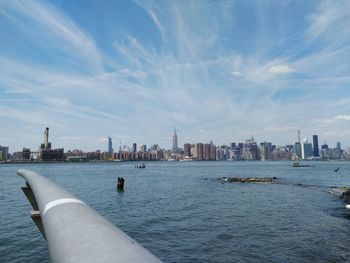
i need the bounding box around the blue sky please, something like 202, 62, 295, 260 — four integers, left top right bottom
1, 0, 350, 152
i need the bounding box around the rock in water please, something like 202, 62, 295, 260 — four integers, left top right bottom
219, 177, 277, 184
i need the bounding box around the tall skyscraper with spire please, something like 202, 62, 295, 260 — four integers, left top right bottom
172, 128, 178, 153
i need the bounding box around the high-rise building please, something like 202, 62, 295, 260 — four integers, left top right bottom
259, 142, 272, 160
184, 143, 191, 157
172, 128, 178, 153
312, 135, 319, 157
294, 142, 302, 159
301, 139, 313, 159
204, 144, 210, 160
0, 146, 9, 161
297, 129, 301, 143
108, 137, 113, 154
210, 145, 217, 160
336, 142, 341, 151
195, 143, 204, 160
140, 144, 147, 152
132, 143, 137, 153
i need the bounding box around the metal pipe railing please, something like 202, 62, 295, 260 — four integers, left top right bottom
18, 169, 162, 263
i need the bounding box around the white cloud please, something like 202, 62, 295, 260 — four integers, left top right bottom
335, 115, 350, 121
232, 71, 242, 77
268, 65, 295, 74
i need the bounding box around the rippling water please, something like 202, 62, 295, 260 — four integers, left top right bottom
1, 161, 350, 262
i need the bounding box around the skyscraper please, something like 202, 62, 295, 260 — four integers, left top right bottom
0, 146, 9, 161
312, 135, 319, 157
184, 143, 191, 157
108, 137, 113, 154
301, 138, 313, 159
297, 129, 301, 143
195, 143, 204, 160
336, 142, 341, 151
132, 143, 137, 153
204, 144, 210, 160
172, 128, 178, 153
140, 144, 147, 152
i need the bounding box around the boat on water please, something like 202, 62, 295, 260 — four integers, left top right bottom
135, 163, 146, 169
293, 162, 311, 167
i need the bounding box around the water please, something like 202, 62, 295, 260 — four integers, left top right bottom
1, 161, 350, 262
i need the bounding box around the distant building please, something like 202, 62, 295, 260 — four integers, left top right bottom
209, 145, 216, 160
140, 144, 147, 152
156, 150, 164, 160
297, 129, 301, 143
184, 143, 191, 157
22, 148, 31, 160
301, 139, 313, 159
259, 142, 272, 160
195, 143, 204, 160
0, 146, 9, 161
204, 144, 210, 160
108, 137, 113, 154
191, 144, 197, 158
172, 129, 178, 153
216, 147, 225, 160
294, 142, 302, 159
336, 142, 341, 154
243, 138, 258, 160
312, 135, 320, 157
132, 143, 137, 153
39, 127, 64, 161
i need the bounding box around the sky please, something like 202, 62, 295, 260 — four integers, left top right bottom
0, 0, 350, 152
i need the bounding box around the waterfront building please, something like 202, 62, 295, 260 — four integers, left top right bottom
108, 137, 113, 154
184, 143, 191, 157
204, 144, 210, 160
22, 148, 31, 160
259, 142, 272, 160
172, 128, 178, 153
191, 144, 197, 159
230, 146, 241, 160
195, 143, 204, 160
312, 135, 320, 157
140, 144, 147, 152
210, 145, 216, 160
132, 143, 137, 153
294, 142, 302, 159
156, 150, 164, 160
243, 138, 258, 160
216, 147, 225, 160
271, 146, 292, 160
39, 127, 64, 161
301, 139, 313, 159
297, 129, 301, 143
0, 146, 9, 161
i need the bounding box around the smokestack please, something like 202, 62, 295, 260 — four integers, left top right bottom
44, 127, 49, 149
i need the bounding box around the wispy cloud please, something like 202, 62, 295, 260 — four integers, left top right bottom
268, 65, 295, 74
0, 1, 350, 151
0, 0, 102, 73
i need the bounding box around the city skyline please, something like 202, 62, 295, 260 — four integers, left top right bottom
1, 1, 350, 151
1, 126, 348, 154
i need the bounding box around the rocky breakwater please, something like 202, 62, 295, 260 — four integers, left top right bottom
220, 177, 277, 184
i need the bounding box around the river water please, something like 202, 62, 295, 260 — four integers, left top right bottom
1, 161, 350, 262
